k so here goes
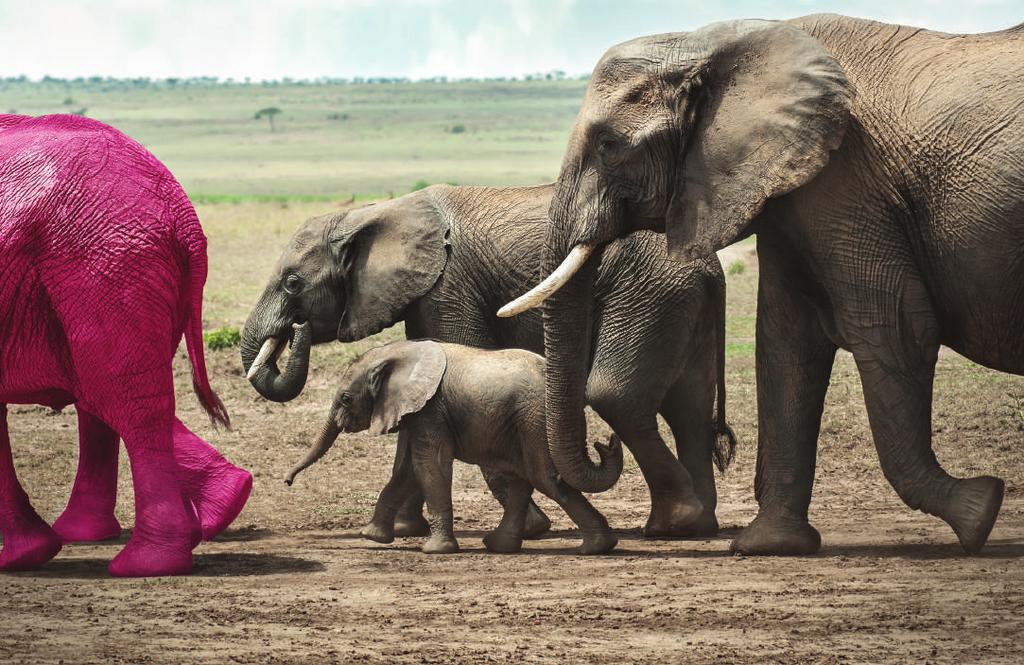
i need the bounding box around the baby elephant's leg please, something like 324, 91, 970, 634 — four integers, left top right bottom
410, 429, 459, 554
536, 479, 617, 555
362, 430, 419, 544
480, 467, 551, 540
483, 476, 533, 554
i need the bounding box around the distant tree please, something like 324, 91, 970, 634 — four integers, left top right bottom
70, 107, 88, 117
449, 124, 466, 134
410, 180, 430, 192
62, 97, 74, 105
254, 106, 282, 132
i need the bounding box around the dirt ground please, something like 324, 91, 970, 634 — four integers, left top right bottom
2, 214, 1023, 663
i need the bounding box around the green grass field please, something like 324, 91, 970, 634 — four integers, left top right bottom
1, 79, 587, 198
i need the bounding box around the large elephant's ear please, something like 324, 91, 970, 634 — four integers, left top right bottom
667, 20, 852, 261
334, 189, 450, 342
367, 341, 447, 436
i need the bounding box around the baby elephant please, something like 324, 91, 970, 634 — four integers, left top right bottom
286, 340, 623, 555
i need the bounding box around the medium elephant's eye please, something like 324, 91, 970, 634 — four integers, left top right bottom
596, 134, 623, 165
283, 274, 304, 295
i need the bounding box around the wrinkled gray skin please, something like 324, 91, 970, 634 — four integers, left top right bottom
285, 341, 624, 555
241, 183, 736, 538
533, 13, 1024, 555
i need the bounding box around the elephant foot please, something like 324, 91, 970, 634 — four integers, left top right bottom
52, 509, 122, 544
579, 529, 617, 555
522, 502, 551, 540
360, 522, 395, 544
0, 519, 62, 571
108, 535, 193, 577
421, 534, 460, 554
642, 493, 704, 538
393, 514, 431, 538
940, 476, 1004, 554
483, 529, 523, 554
192, 466, 253, 541
676, 510, 720, 538
730, 513, 821, 556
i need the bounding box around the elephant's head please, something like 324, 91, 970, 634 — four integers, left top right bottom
500, 19, 852, 492
284, 340, 447, 484
241, 190, 449, 402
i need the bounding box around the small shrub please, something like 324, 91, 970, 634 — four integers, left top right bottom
449, 124, 466, 134
327, 112, 350, 121
204, 327, 241, 350
70, 107, 88, 117
62, 97, 74, 105
410, 180, 430, 192
727, 260, 746, 276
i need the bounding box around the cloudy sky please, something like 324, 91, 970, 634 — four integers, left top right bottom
1, 0, 1020, 81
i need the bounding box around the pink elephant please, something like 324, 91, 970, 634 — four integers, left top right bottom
0, 114, 252, 577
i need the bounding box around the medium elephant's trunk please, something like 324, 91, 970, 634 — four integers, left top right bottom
541, 234, 621, 493
242, 321, 312, 403
285, 419, 342, 485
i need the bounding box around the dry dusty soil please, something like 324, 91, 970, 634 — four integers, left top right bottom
2, 208, 1023, 664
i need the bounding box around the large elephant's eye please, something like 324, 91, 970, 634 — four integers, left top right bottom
596, 133, 624, 166
283, 274, 304, 295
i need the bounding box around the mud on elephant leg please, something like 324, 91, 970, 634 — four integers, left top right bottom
171, 419, 253, 541
52, 408, 123, 543
0, 406, 63, 571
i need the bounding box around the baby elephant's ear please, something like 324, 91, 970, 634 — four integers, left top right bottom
368, 341, 447, 436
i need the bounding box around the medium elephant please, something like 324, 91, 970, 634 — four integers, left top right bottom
242, 183, 736, 537
0, 114, 252, 576
285, 340, 623, 554
504, 15, 1024, 554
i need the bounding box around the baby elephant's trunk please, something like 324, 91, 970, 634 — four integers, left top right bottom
285, 420, 342, 485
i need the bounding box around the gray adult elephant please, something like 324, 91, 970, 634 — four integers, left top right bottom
241, 183, 736, 537
502, 15, 1024, 555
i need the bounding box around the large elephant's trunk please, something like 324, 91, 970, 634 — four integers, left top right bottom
285, 419, 342, 485
241, 321, 312, 403
540, 236, 621, 493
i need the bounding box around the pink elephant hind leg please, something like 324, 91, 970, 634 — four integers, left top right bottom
173, 419, 252, 541
52, 409, 123, 543
0, 405, 62, 571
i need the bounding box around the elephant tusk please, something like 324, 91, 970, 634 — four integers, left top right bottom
497, 244, 594, 318
246, 337, 280, 381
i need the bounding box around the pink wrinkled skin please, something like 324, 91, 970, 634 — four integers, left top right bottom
0, 114, 251, 577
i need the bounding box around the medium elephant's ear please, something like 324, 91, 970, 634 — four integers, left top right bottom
334, 189, 450, 342
368, 341, 447, 436
666, 20, 852, 261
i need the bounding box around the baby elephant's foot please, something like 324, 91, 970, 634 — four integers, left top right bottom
483, 529, 523, 554
643, 493, 704, 538
421, 534, 460, 554
360, 522, 395, 544
579, 529, 617, 555
393, 514, 431, 538
521, 503, 551, 540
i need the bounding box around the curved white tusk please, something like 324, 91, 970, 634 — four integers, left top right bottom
497, 244, 594, 318
246, 337, 280, 381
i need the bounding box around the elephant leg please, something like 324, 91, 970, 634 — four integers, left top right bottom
409, 428, 459, 554
480, 466, 551, 539
850, 276, 1002, 553
662, 372, 720, 537
362, 430, 420, 544
0, 405, 63, 571
52, 408, 123, 543
483, 475, 533, 554
391, 432, 431, 537
732, 241, 837, 556
171, 419, 253, 541
593, 395, 701, 537
534, 477, 616, 555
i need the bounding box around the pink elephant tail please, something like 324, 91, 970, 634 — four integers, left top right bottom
177, 214, 231, 430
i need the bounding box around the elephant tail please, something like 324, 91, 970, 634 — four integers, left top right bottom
177, 208, 231, 429
712, 267, 737, 473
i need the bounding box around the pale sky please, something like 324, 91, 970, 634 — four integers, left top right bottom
1, 0, 1020, 81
